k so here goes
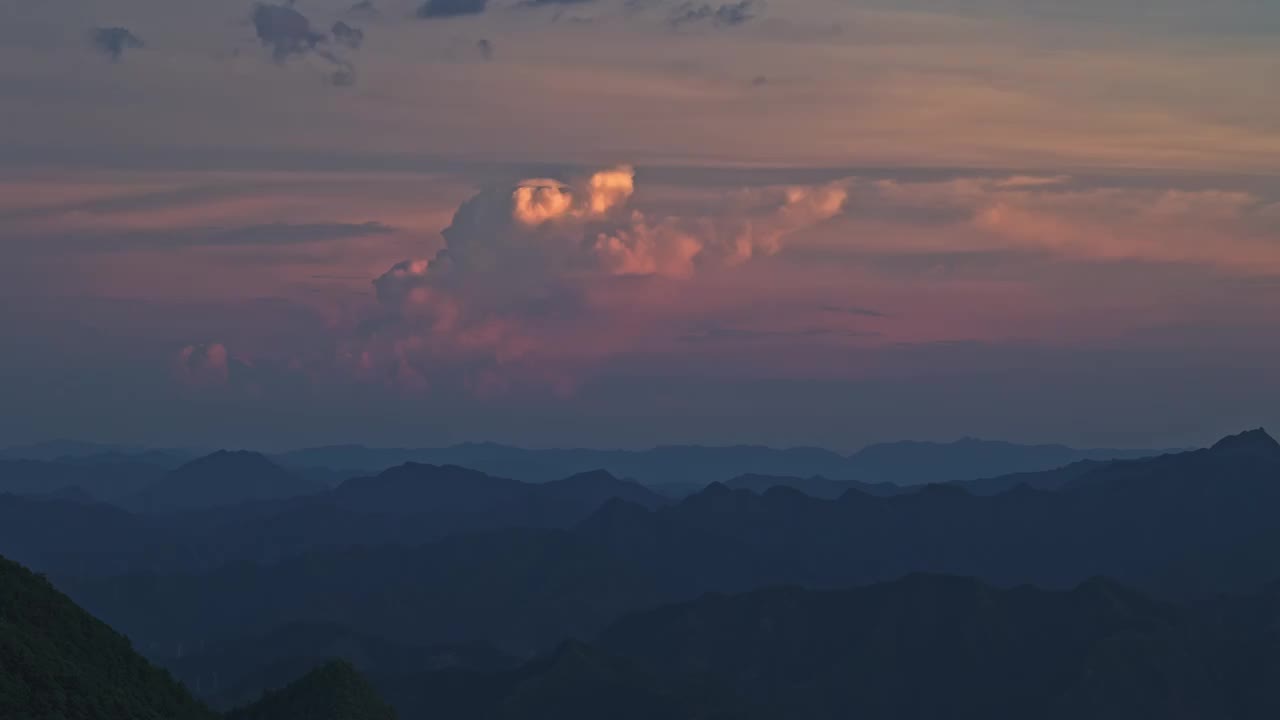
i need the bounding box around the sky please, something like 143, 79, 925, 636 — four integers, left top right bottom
2, 0, 1279, 451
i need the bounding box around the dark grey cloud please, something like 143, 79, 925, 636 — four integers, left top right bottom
248, 4, 360, 86
418, 0, 488, 19
476, 38, 494, 60
328, 67, 357, 86
331, 21, 365, 50
90, 27, 144, 61
669, 0, 759, 28
316, 47, 358, 87
252, 3, 325, 61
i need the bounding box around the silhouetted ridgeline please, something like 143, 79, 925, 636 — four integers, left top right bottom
0, 433, 1192, 580
2, 430, 1279, 718
33, 429, 1280, 662
9, 547, 1280, 719
0, 461, 668, 577
224, 660, 396, 720
0, 435, 1176, 490
273, 437, 1175, 487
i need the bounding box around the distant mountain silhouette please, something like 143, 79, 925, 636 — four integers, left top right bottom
278, 438, 1173, 487
278, 443, 857, 487
0, 457, 168, 503
1059, 427, 1279, 493
65, 449, 191, 469
59, 430, 1280, 659
225, 660, 396, 720
172, 622, 515, 710
0, 553, 213, 720
129, 451, 325, 512
724, 473, 908, 499
954, 460, 1107, 495
0, 493, 206, 577
0, 462, 675, 580
1153, 525, 1280, 600
65, 528, 676, 658
379, 640, 760, 720
332, 463, 522, 513
30, 485, 98, 504
540, 470, 669, 511
273, 574, 1280, 720
11, 429, 1280, 720
595, 574, 1276, 719
11, 542, 1280, 720
1211, 427, 1280, 454
845, 437, 1178, 485
1, 439, 146, 461
327, 463, 669, 533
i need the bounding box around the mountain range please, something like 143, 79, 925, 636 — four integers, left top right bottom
4, 428, 1280, 719
23, 542, 1279, 720
3, 436, 1179, 495
275, 437, 1179, 488
0, 459, 669, 578
45, 429, 1280, 662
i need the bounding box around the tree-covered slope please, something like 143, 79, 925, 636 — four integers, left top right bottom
0, 554, 212, 720
225, 660, 396, 720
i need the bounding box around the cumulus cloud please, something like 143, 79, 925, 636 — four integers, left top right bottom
418, 0, 488, 19
669, 0, 759, 28
249, 4, 361, 85
173, 341, 307, 395
331, 21, 365, 50
252, 3, 324, 61
351, 165, 848, 392
175, 343, 230, 387
90, 27, 143, 61
593, 180, 847, 276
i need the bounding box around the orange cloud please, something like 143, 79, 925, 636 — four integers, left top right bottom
511, 165, 636, 226
351, 165, 850, 392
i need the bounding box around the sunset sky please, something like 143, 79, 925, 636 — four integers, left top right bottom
3, 0, 1279, 450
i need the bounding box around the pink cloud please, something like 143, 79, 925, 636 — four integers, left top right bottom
175, 342, 230, 387
835, 176, 1280, 274
134, 168, 1280, 399
343, 165, 850, 393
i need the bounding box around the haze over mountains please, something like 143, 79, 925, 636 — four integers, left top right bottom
0, 435, 1180, 503
10, 0, 1278, 715
3, 428, 1279, 719
276, 437, 1180, 488
8, 552, 1280, 719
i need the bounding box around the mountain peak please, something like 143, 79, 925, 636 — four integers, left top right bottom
138, 449, 318, 512
554, 469, 622, 486
1210, 428, 1280, 455
179, 449, 279, 472
226, 659, 395, 720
